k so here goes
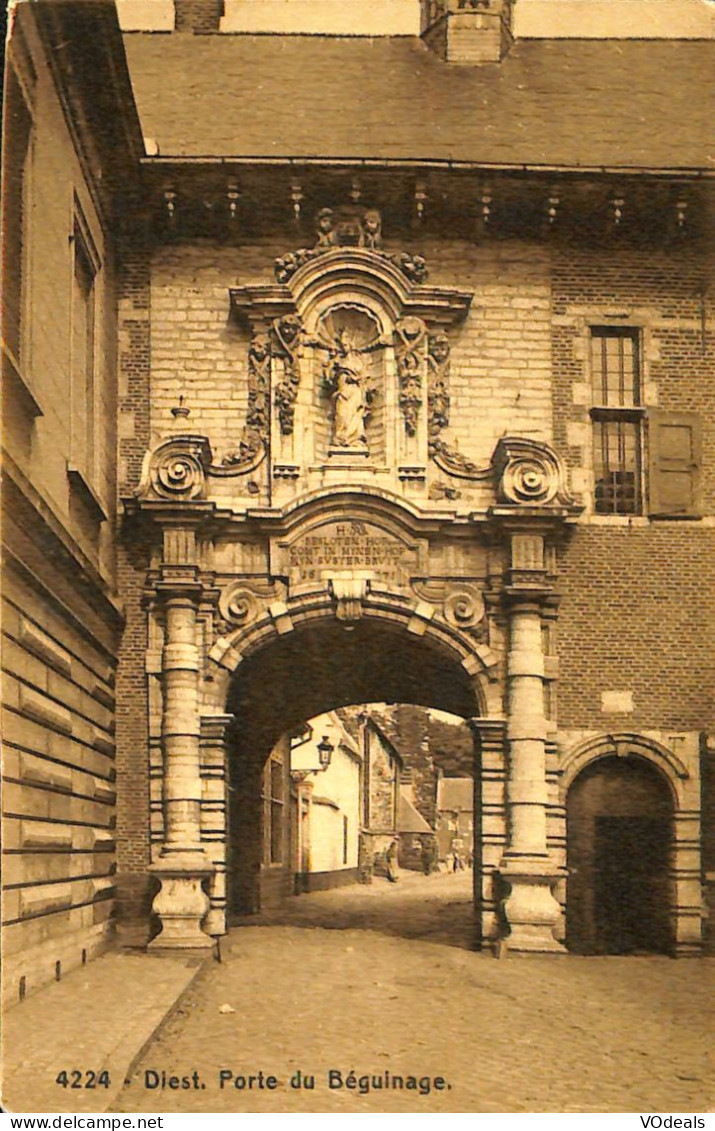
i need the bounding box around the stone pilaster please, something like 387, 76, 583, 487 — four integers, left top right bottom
499, 589, 564, 952
468, 717, 507, 948
200, 713, 234, 937
149, 579, 215, 950
487, 436, 581, 952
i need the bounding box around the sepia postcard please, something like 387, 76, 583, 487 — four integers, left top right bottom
1, 0, 713, 1118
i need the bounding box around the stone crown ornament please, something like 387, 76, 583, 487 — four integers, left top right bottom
274, 207, 429, 287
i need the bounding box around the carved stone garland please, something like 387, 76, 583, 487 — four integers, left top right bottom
270, 314, 303, 436
220, 331, 270, 473
394, 317, 428, 437
423, 332, 492, 481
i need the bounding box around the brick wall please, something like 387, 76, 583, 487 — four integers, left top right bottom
551, 240, 714, 950
552, 242, 714, 731
552, 243, 714, 510
115, 243, 155, 943
174, 0, 223, 33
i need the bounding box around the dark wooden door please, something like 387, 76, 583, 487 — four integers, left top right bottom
593, 815, 671, 953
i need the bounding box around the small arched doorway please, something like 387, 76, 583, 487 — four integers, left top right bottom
566, 755, 674, 954
223, 614, 484, 926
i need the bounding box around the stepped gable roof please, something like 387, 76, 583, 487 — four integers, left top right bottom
438, 777, 473, 813
123, 33, 714, 171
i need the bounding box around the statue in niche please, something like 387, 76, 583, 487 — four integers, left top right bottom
327, 343, 371, 448
314, 309, 386, 450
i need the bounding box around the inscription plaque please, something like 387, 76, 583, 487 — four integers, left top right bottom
279, 520, 421, 584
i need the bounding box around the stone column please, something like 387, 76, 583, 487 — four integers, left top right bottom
149, 584, 215, 950
499, 593, 564, 952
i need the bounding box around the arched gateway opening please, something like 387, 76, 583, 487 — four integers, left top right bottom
566, 755, 675, 955
224, 617, 483, 931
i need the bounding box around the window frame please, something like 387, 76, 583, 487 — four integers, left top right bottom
69, 200, 101, 490
588, 325, 646, 517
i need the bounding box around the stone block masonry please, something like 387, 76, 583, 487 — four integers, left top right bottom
146, 238, 554, 477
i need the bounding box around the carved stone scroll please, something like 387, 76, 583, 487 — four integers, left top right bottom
135, 435, 212, 502
493, 437, 576, 507
217, 579, 284, 629
411, 579, 487, 639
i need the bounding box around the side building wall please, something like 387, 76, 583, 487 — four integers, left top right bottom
2, 7, 125, 1005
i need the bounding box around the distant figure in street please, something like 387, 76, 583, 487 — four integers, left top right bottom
421, 840, 436, 876
386, 838, 400, 883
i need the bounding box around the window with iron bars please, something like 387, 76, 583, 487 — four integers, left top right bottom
589, 327, 645, 515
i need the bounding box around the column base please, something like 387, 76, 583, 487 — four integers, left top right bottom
148, 850, 215, 952
498, 856, 566, 954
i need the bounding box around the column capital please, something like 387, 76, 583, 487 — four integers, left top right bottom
467, 716, 506, 739
154, 573, 204, 604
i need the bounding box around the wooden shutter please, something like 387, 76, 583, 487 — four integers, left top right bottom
648, 409, 702, 518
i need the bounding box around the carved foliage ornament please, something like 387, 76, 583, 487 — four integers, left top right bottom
493, 437, 576, 507
274, 207, 429, 286
135, 436, 211, 502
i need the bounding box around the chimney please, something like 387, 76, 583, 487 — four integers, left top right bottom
421, 0, 514, 64
174, 0, 223, 33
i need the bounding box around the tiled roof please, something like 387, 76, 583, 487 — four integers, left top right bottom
123, 34, 714, 170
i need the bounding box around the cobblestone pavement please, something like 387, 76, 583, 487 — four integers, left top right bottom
2, 952, 203, 1114
114, 873, 714, 1114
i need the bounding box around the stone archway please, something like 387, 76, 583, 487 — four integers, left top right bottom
221, 613, 484, 924
566, 755, 675, 954
124, 230, 583, 955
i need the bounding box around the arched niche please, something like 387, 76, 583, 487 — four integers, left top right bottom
565, 753, 675, 955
